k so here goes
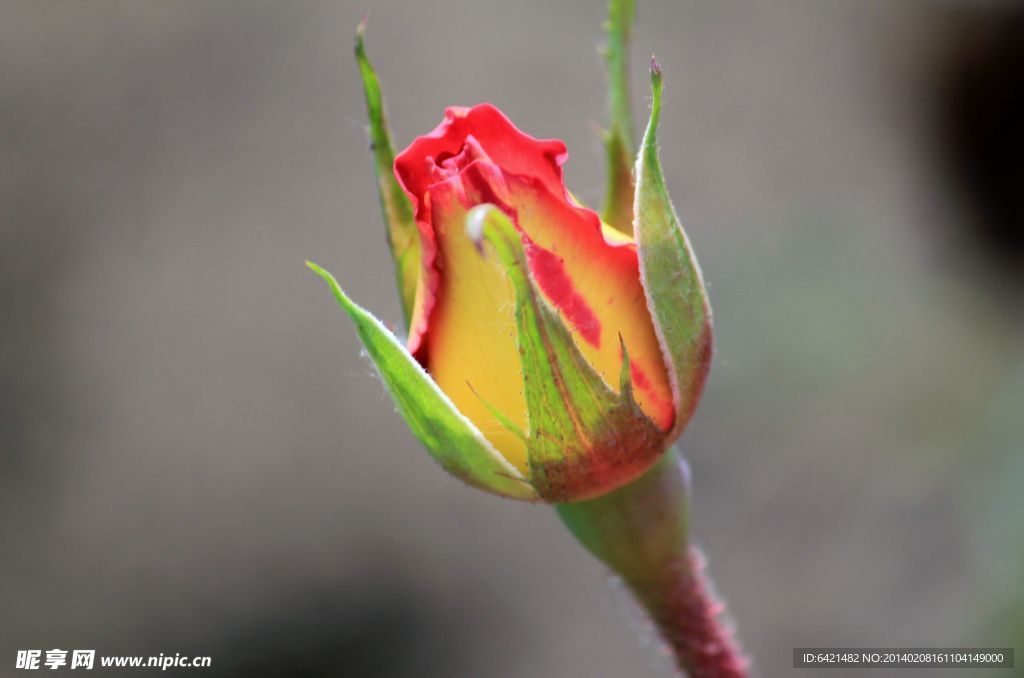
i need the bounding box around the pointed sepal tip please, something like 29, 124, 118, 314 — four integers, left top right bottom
306, 259, 538, 501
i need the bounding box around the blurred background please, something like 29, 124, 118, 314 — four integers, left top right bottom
1, 1, 1022, 676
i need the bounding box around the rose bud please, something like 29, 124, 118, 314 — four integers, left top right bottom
309, 26, 710, 504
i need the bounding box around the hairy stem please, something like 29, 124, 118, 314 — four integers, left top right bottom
556, 449, 748, 677
633, 546, 747, 677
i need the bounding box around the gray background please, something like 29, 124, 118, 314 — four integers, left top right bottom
2, 1, 1022, 676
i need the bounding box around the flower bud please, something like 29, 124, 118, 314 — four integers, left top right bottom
310, 27, 711, 503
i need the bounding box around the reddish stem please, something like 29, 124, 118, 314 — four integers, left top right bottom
556, 450, 749, 677
633, 547, 748, 677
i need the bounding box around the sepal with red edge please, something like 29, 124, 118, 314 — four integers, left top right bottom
467, 205, 667, 502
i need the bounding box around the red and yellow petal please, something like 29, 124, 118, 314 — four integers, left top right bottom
396, 106, 568, 359
504, 174, 675, 431
420, 176, 530, 471
394, 104, 675, 472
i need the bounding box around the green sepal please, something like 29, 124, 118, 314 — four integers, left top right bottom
600, 0, 637, 236
307, 261, 537, 501
467, 206, 666, 503
634, 61, 713, 440
355, 20, 420, 329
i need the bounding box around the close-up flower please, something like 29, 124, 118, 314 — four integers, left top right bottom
309, 2, 742, 675
311, 88, 710, 502
5, 1, 1021, 676
313, 10, 712, 501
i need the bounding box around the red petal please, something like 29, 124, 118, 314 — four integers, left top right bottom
394, 104, 675, 434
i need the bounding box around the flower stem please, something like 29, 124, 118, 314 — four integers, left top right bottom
556, 449, 748, 677
633, 546, 748, 677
